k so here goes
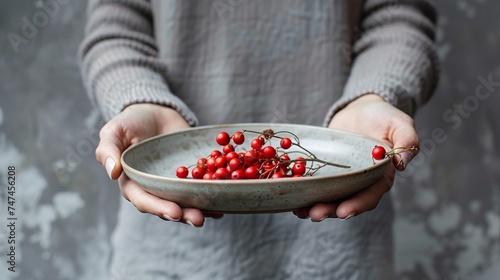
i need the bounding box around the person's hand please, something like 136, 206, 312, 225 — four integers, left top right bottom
96, 103, 220, 227
294, 94, 419, 221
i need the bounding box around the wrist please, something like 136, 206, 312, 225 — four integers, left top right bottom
340, 93, 385, 111
124, 103, 190, 131
350, 93, 385, 104
124, 103, 179, 117
153, 105, 191, 131
123, 103, 164, 112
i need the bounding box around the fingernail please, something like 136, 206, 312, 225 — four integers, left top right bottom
313, 215, 329, 223
341, 213, 355, 221
397, 153, 411, 171
186, 220, 199, 227
162, 214, 180, 222
105, 157, 115, 179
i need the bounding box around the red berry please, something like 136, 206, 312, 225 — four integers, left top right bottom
197, 157, 207, 167
222, 144, 234, 154
232, 131, 245, 145
206, 158, 217, 172
210, 150, 222, 158
256, 150, 265, 160
228, 158, 242, 172
262, 146, 277, 159
231, 169, 246, 180
372, 145, 386, 160
279, 154, 291, 167
225, 151, 239, 162
295, 156, 305, 161
292, 162, 306, 176
203, 171, 214, 180
271, 172, 285, 179
262, 161, 275, 172
251, 138, 264, 150
215, 156, 227, 168
216, 132, 231, 146
191, 166, 206, 179
214, 167, 230, 179
278, 165, 289, 175
245, 166, 260, 179
294, 156, 306, 165
176, 166, 189, 178
280, 138, 292, 149
244, 150, 258, 165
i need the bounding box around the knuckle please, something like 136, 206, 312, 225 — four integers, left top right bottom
400, 113, 415, 125
99, 123, 113, 138
95, 146, 104, 161
406, 116, 415, 127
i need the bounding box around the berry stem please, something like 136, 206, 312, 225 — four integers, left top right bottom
386, 146, 418, 156
284, 158, 350, 169
243, 129, 350, 169
306, 163, 328, 176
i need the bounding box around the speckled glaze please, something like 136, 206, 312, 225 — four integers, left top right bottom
121, 123, 391, 213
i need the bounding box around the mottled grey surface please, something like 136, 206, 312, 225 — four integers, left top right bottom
0, 1, 499, 280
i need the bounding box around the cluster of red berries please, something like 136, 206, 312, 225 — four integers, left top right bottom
176, 129, 326, 180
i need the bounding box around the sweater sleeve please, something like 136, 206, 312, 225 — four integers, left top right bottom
325, 0, 439, 123
78, 0, 198, 125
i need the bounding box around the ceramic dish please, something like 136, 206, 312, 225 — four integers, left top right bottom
121, 123, 390, 213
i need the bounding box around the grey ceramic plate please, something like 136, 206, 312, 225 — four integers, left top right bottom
121, 123, 390, 213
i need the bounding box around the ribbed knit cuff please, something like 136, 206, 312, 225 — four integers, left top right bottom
323, 27, 438, 126
98, 79, 198, 126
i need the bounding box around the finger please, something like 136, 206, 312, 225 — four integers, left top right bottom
389, 116, 420, 171
96, 124, 126, 179
293, 207, 311, 219
119, 175, 184, 222
181, 208, 206, 227
336, 167, 395, 219
308, 202, 339, 222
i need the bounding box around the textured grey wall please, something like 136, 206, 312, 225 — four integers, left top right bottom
0, 1, 499, 279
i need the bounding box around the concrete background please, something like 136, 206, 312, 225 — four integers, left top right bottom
0, 0, 499, 279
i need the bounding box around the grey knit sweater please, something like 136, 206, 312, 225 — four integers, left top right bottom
80, 0, 437, 125
80, 1, 438, 279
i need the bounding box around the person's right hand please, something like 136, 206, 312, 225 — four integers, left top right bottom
96, 103, 219, 227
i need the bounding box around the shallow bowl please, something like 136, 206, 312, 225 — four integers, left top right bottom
121, 123, 390, 213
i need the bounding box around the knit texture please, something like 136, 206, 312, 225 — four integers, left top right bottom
79, 0, 438, 126
79, 1, 438, 279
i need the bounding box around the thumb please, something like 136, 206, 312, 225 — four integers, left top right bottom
389, 118, 420, 172
96, 124, 126, 180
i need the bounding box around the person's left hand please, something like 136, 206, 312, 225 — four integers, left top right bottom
293, 94, 420, 221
